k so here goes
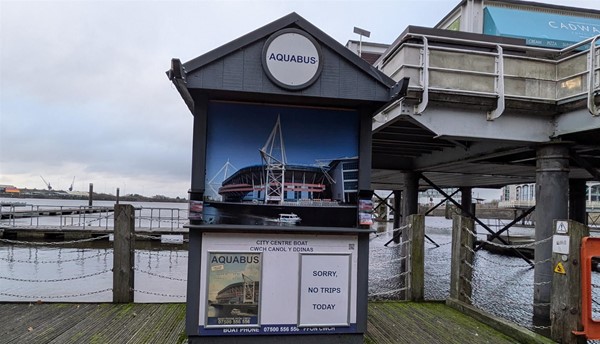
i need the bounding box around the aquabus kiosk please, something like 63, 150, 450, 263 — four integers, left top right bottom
168, 13, 407, 344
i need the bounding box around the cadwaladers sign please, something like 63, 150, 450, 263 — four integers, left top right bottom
262, 28, 323, 90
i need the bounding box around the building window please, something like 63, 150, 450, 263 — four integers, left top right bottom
342, 161, 359, 170
344, 181, 358, 191
530, 185, 535, 200
591, 184, 600, 202
343, 171, 358, 179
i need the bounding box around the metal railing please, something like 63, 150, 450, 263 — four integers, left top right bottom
0, 205, 188, 232
377, 32, 600, 118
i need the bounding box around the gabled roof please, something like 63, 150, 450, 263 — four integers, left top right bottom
180, 12, 395, 88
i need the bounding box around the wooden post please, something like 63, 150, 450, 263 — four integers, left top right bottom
116, 188, 120, 205
88, 183, 94, 207
450, 215, 474, 304
407, 214, 424, 301
550, 220, 588, 343
113, 204, 135, 303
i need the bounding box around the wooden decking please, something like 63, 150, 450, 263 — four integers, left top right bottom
1, 303, 186, 344
366, 302, 552, 344
0, 302, 553, 343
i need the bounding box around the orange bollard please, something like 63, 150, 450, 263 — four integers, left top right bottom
574, 237, 600, 339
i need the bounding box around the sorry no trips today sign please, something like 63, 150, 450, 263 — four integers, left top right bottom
198, 232, 358, 336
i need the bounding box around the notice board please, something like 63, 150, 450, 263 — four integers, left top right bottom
198, 232, 358, 336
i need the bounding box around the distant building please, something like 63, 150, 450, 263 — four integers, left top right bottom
0, 185, 20, 194
499, 182, 600, 209
345, 40, 389, 65
435, 0, 600, 48
328, 157, 359, 204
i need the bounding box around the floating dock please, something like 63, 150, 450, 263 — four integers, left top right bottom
0, 206, 113, 220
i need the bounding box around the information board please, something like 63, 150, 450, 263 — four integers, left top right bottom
298, 254, 351, 327
198, 232, 358, 336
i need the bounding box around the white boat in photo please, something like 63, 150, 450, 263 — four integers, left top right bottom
276, 213, 301, 224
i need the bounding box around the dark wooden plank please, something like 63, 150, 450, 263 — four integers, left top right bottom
0, 303, 187, 344
366, 302, 521, 344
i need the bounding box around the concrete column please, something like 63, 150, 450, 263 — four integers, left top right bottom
460, 187, 473, 216
401, 172, 419, 224
400, 172, 419, 244
400, 171, 419, 276
393, 190, 402, 243
534, 144, 569, 323
569, 179, 587, 225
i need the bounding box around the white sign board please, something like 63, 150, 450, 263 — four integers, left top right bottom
198, 232, 358, 336
262, 29, 322, 90
298, 254, 351, 327
161, 234, 184, 244
552, 235, 570, 254
556, 220, 569, 234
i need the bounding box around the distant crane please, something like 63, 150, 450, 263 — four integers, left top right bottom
68, 176, 76, 192
40, 176, 52, 190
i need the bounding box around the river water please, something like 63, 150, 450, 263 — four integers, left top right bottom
1, 198, 599, 334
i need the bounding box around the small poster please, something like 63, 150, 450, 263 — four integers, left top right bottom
298, 253, 351, 327
205, 252, 262, 327
358, 199, 373, 226
189, 200, 204, 221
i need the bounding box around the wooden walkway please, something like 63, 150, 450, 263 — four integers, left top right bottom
1, 303, 186, 344
0, 302, 554, 343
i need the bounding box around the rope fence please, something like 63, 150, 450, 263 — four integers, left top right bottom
0, 234, 188, 302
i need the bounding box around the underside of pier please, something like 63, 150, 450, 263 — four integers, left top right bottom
370, 27, 600, 324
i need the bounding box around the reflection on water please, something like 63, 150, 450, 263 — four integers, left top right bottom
0, 245, 187, 303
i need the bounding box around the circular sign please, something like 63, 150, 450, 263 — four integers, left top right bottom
262, 29, 323, 90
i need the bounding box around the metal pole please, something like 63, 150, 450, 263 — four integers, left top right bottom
534, 143, 569, 324
569, 179, 587, 225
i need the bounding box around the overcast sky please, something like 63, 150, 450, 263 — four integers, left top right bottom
1, 0, 597, 199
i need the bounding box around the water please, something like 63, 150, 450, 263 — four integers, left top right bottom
0, 197, 189, 302
369, 216, 600, 332
0, 246, 187, 302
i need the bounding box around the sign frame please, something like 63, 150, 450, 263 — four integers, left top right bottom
262, 28, 324, 91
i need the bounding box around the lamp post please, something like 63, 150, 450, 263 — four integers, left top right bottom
353, 26, 371, 58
